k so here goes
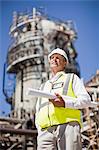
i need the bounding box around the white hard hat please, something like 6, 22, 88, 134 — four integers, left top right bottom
48, 48, 69, 63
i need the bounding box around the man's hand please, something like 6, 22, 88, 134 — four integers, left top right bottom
49, 93, 65, 107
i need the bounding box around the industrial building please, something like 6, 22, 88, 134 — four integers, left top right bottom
0, 8, 98, 150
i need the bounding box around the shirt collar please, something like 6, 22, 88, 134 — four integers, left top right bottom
49, 71, 65, 83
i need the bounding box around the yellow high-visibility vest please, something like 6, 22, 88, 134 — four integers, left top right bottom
36, 73, 82, 129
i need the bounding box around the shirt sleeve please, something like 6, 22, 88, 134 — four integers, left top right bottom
64, 74, 91, 109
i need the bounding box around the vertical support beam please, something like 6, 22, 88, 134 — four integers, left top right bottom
21, 69, 23, 102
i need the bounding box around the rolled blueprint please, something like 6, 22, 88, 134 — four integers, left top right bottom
27, 88, 99, 108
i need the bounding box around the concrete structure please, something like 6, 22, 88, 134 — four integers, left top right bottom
1, 8, 99, 149
4, 8, 79, 119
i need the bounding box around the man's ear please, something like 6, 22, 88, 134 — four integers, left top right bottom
64, 60, 67, 65
65, 59, 69, 65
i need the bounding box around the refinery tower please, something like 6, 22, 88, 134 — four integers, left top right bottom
2, 8, 99, 150
3, 8, 80, 120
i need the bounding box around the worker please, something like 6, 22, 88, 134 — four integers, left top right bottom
35, 48, 91, 150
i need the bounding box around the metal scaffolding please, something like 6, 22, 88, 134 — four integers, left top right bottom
1, 8, 98, 149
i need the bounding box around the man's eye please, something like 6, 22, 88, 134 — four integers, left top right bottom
51, 57, 54, 59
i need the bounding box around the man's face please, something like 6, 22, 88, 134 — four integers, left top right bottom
49, 53, 67, 74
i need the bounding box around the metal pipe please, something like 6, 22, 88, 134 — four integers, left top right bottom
0, 127, 37, 136
0, 117, 25, 123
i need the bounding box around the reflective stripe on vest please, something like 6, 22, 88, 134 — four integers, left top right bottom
36, 73, 82, 128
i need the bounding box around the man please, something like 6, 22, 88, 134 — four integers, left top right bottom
35, 48, 91, 150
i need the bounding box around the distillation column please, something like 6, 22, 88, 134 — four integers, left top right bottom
6, 8, 79, 119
